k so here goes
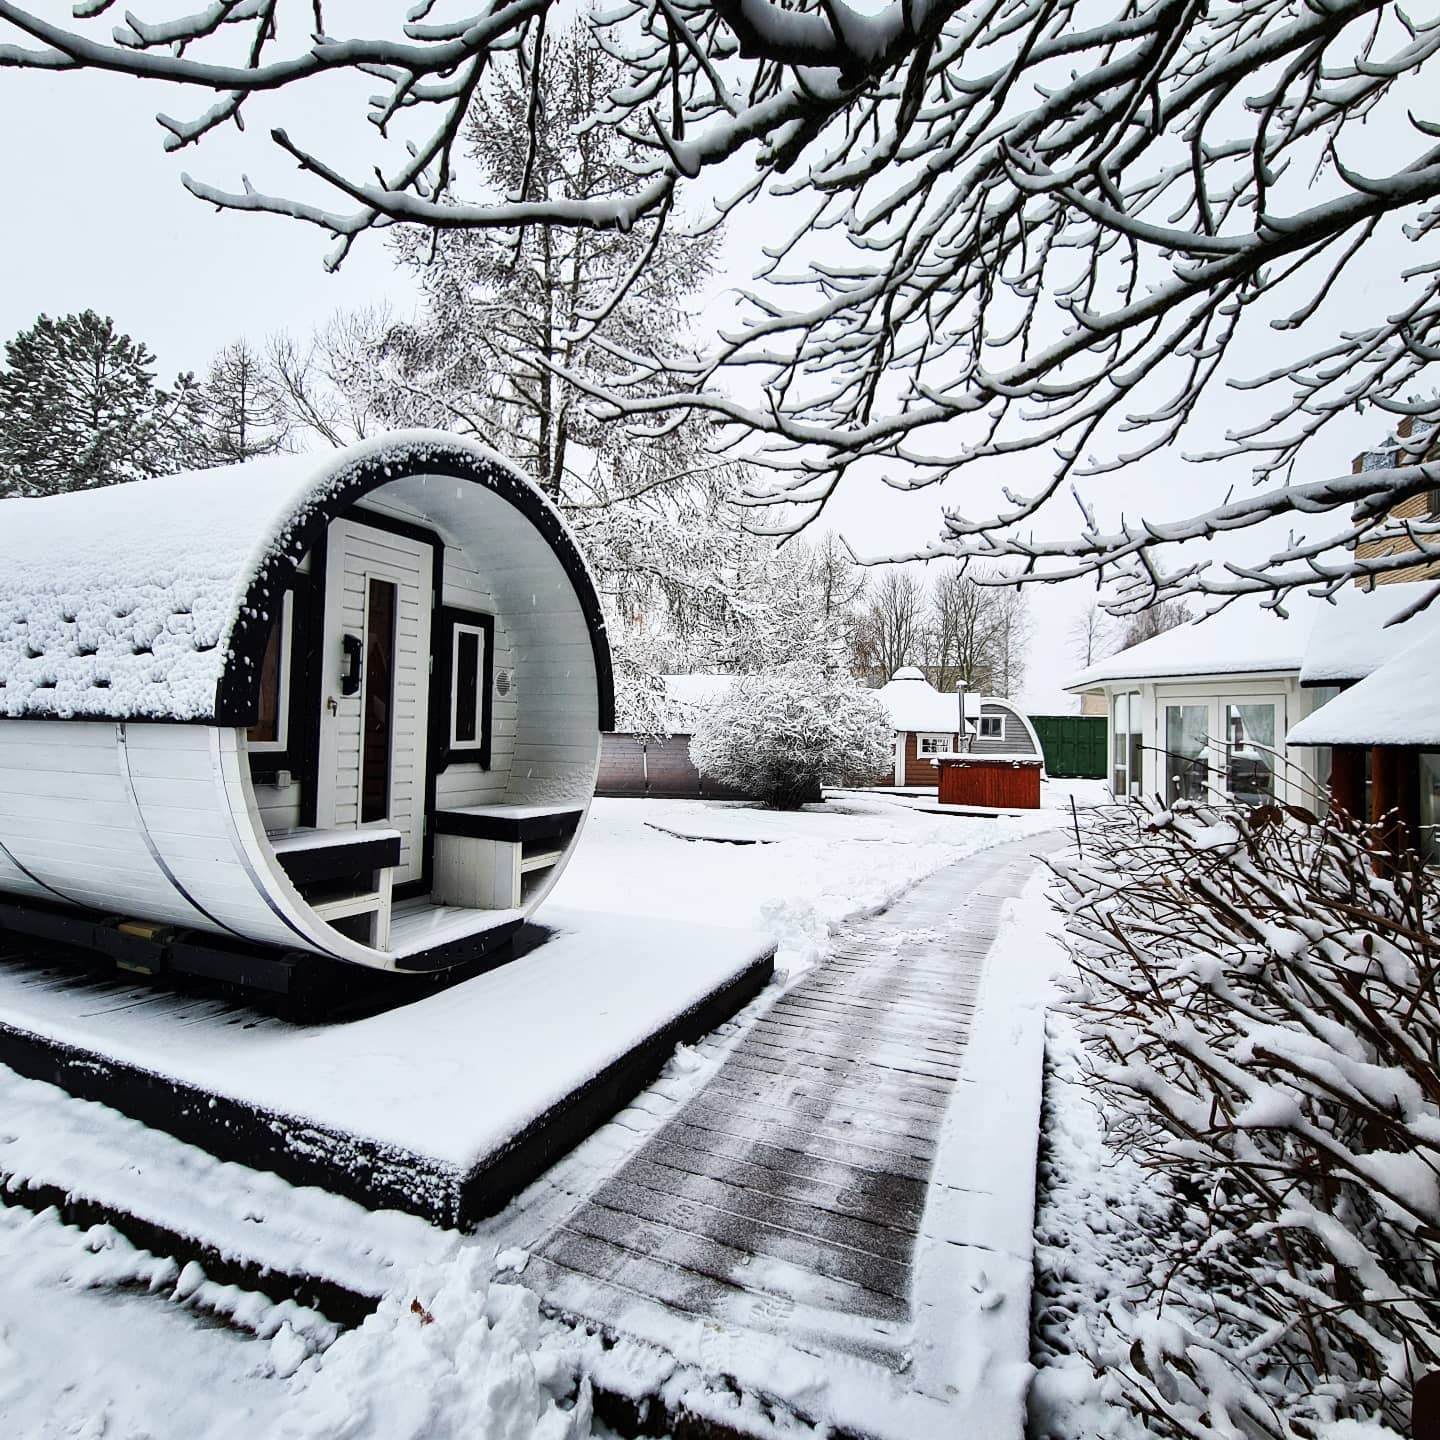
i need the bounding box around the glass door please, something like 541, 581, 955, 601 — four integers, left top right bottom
1112, 690, 1142, 797
1222, 700, 1278, 806
1163, 703, 1210, 804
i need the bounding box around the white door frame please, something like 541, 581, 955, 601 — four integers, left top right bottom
316, 516, 434, 887
1156, 688, 1288, 806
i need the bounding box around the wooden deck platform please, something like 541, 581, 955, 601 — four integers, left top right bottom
0, 908, 774, 1230
517, 837, 1056, 1440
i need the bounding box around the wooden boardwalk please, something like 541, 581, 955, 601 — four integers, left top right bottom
522, 838, 1047, 1429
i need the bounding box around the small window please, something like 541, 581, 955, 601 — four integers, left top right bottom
451, 623, 487, 748
917, 733, 951, 756
436, 607, 494, 768
978, 714, 1004, 739
248, 593, 294, 753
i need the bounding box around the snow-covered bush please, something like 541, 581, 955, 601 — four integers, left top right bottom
1051, 799, 1440, 1438
690, 662, 892, 809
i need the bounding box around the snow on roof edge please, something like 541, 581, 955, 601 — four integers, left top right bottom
0, 432, 566, 725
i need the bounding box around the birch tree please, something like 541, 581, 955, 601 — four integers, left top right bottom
8, 0, 1439, 604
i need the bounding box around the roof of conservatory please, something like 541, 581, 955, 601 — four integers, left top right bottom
1066, 595, 1326, 690
0, 431, 609, 726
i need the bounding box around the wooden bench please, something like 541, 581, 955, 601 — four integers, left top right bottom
269, 827, 402, 949
432, 805, 583, 910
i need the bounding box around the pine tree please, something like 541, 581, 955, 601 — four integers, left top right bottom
0, 311, 197, 497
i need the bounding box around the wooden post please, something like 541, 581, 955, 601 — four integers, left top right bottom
1370, 745, 1420, 865
1328, 745, 1366, 821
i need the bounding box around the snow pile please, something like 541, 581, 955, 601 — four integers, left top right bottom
1043, 797, 1436, 1438
283, 1249, 590, 1440
0, 1204, 319, 1437
1029, 1018, 1167, 1440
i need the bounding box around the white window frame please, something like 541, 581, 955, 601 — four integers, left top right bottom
977, 714, 1004, 739
449, 621, 490, 751
247, 591, 294, 755
916, 732, 951, 757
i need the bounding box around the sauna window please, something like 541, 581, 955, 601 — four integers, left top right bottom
248, 592, 294, 754
439, 608, 494, 768
978, 715, 1004, 739
360, 578, 398, 825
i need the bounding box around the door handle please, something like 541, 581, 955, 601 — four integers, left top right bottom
341, 633, 363, 696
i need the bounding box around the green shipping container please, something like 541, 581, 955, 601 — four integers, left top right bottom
1030, 714, 1108, 779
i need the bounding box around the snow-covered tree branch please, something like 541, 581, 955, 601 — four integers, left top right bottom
1054, 796, 1440, 1435
9, 0, 1440, 604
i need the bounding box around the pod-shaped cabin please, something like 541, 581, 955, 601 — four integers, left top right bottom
0, 434, 612, 982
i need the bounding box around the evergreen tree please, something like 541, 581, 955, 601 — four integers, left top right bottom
0, 310, 197, 497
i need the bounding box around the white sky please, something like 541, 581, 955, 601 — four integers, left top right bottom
0, 24, 1410, 715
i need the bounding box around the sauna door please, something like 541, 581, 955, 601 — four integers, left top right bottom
316, 517, 433, 887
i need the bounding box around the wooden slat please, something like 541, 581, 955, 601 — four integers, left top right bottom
521, 844, 1043, 1394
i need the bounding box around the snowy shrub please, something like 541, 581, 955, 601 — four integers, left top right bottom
690, 662, 892, 808
1051, 799, 1440, 1438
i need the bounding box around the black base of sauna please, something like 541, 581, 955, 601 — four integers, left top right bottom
0, 895, 527, 1020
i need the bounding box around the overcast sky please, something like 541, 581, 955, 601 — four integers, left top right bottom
0, 29, 1405, 715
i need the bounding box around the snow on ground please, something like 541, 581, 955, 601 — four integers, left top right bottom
1028, 1014, 1168, 1440
0, 783, 1101, 1439
0, 1204, 296, 1438
551, 783, 1095, 977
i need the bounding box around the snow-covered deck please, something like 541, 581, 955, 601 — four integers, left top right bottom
0, 908, 773, 1227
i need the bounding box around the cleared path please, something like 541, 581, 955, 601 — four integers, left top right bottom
523, 836, 1053, 1431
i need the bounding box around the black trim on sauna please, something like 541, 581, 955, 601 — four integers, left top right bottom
431, 606, 495, 773
433, 807, 583, 844
214, 445, 615, 733
391, 918, 525, 973
274, 833, 401, 890
296, 531, 328, 829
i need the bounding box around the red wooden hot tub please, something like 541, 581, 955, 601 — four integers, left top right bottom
935, 753, 1042, 809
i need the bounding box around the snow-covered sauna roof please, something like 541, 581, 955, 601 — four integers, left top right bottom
0, 432, 613, 726
876, 667, 978, 733
1066, 595, 1326, 690
1288, 633, 1440, 747
1296, 581, 1440, 686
